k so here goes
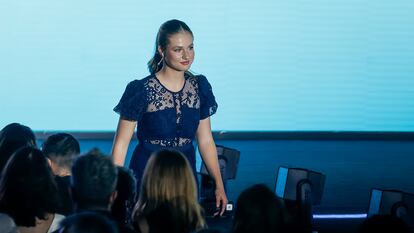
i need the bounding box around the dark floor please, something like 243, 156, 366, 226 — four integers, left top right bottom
206, 216, 365, 233
313, 218, 365, 233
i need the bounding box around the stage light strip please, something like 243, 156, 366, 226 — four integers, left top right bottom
313, 214, 367, 219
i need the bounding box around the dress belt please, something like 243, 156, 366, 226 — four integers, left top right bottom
139, 141, 194, 152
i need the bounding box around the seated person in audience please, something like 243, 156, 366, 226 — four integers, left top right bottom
70, 148, 135, 233
232, 184, 289, 233
0, 123, 36, 174
58, 212, 118, 233
359, 214, 410, 233
42, 133, 81, 215
111, 167, 137, 226
0, 146, 64, 233
132, 149, 205, 233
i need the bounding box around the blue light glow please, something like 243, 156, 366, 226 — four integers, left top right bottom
313, 214, 367, 219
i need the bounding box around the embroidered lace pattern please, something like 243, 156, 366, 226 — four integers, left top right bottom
144, 76, 199, 147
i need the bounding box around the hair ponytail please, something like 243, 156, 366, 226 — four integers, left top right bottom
148, 51, 163, 74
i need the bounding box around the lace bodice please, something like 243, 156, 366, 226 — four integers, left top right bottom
114, 73, 217, 147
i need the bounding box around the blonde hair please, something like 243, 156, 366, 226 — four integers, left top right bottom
133, 149, 205, 231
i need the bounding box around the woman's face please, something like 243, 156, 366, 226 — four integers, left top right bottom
160, 31, 195, 72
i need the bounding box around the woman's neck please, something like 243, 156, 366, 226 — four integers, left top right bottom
156, 67, 186, 92
158, 66, 185, 80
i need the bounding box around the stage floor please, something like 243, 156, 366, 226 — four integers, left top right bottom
206, 216, 366, 233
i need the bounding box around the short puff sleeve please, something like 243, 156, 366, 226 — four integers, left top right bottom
113, 80, 147, 121
198, 75, 218, 120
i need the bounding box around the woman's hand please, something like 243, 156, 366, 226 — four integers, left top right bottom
215, 185, 228, 216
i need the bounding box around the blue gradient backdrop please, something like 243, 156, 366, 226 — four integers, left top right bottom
2, 0, 414, 131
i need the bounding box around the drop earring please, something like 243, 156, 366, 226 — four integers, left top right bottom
157, 57, 164, 67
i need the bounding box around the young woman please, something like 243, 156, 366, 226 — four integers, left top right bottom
111, 19, 227, 214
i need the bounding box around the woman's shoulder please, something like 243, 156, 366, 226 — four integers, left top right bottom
187, 72, 206, 80
186, 73, 209, 86
191, 74, 214, 92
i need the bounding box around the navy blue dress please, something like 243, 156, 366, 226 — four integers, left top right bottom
114, 73, 217, 187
